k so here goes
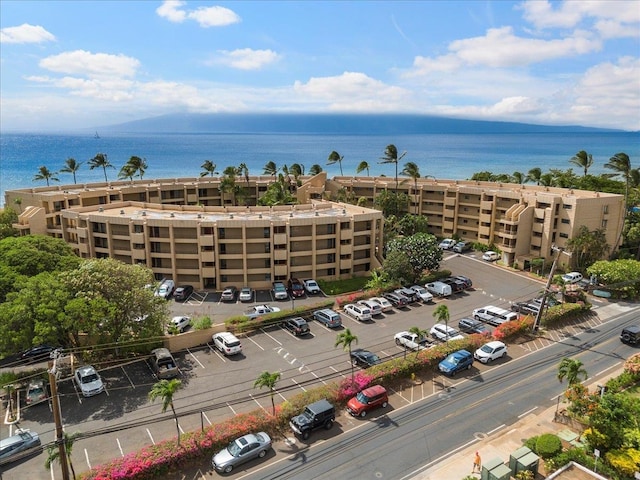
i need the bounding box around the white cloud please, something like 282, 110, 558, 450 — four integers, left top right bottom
156, 0, 240, 27
214, 48, 279, 70
0, 23, 56, 44
39, 50, 140, 79
521, 0, 640, 31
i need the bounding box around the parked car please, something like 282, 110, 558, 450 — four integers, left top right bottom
25, 379, 47, 406
344, 303, 372, 322
211, 432, 272, 473
155, 280, 175, 299
482, 251, 500, 262
74, 365, 104, 397
441, 277, 466, 293
173, 285, 194, 301
0, 430, 41, 462
453, 241, 472, 253
474, 341, 507, 363
382, 292, 408, 308
170, 315, 191, 333
289, 399, 335, 440
425, 281, 452, 297
394, 287, 418, 303
620, 325, 640, 345
368, 296, 393, 312
439, 238, 456, 250
410, 285, 433, 303
562, 272, 584, 284
282, 317, 310, 336
149, 348, 179, 379
358, 299, 382, 316
304, 279, 321, 294
220, 286, 238, 302
238, 287, 254, 302
212, 332, 243, 355
288, 278, 306, 298
21, 344, 57, 362
346, 385, 389, 418
244, 304, 281, 319
430, 324, 464, 342
313, 309, 342, 328
458, 317, 490, 335
438, 349, 473, 376
272, 282, 288, 300
350, 349, 381, 368
452, 275, 473, 289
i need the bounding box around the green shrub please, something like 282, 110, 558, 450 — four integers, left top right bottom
191, 316, 212, 330
524, 435, 539, 453
540, 302, 590, 327
535, 433, 562, 459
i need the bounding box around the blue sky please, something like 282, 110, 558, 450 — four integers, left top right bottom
1, 0, 638, 132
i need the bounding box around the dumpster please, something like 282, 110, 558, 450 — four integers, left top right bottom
481, 457, 511, 480
509, 445, 539, 476
481, 457, 503, 480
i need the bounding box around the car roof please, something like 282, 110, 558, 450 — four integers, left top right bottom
484, 341, 506, 348
361, 384, 386, 395
623, 325, 640, 333
77, 365, 97, 375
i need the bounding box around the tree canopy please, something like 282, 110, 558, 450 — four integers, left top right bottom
385, 232, 442, 283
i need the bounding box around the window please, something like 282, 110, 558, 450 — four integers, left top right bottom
92, 223, 107, 234
340, 268, 351, 275
221, 275, 227, 283
340, 221, 351, 230
218, 228, 225, 239
150, 226, 160, 238
340, 239, 352, 245
603, 205, 609, 214
263, 227, 270, 238
219, 244, 226, 254
133, 224, 144, 233
340, 254, 351, 259
133, 243, 145, 250
602, 219, 608, 229
561, 218, 570, 224
201, 227, 213, 235
264, 243, 271, 253
327, 268, 335, 276
559, 233, 569, 238
219, 260, 227, 269
563, 204, 572, 210
274, 225, 286, 234
264, 259, 271, 268
150, 242, 162, 253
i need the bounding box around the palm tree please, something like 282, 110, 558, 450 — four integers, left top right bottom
118, 163, 137, 182
33, 166, 59, 186
60, 158, 83, 184
402, 161, 421, 214
200, 160, 218, 177
356, 161, 370, 176
45, 431, 80, 479
557, 358, 588, 385
127, 155, 148, 179
408, 326, 427, 359
526, 167, 542, 185
290, 163, 305, 183
253, 371, 281, 416
335, 328, 358, 383
432, 304, 450, 345
148, 379, 182, 445
88, 153, 114, 182
263, 161, 278, 177
379, 144, 406, 215
569, 150, 593, 177
327, 151, 344, 176
605, 152, 632, 251
511, 171, 525, 184
309, 164, 323, 175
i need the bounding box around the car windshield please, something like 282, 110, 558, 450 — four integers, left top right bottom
355, 391, 370, 403
227, 340, 241, 347
363, 352, 380, 364
82, 373, 98, 383
29, 386, 44, 396
275, 284, 285, 291
227, 438, 244, 457
445, 354, 460, 365
480, 345, 495, 353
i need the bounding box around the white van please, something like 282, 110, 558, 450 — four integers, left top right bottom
472, 306, 518, 326
425, 281, 452, 297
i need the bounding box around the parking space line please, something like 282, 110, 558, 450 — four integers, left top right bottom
250, 394, 267, 413
116, 438, 124, 457
146, 428, 155, 445
187, 348, 205, 369
50, 464, 55, 480
206, 342, 227, 362
291, 378, 307, 392
202, 412, 212, 425
246, 335, 266, 350
121, 366, 135, 388
259, 329, 282, 346
179, 424, 185, 434
329, 365, 346, 378
84, 448, 92, 470
227, 402, 237, 415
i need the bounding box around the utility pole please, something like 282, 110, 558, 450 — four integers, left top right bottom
533, 245, 563, 332
49, 350, 70, 480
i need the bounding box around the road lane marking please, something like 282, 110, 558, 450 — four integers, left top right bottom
146, 428, 155, 444
116, 438, 124, 457
518, 407, 537, 418
187, 348, 205, 369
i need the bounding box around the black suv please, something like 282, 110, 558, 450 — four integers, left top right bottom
282, 317, 310, 336
620, 325, 640, 345
442, 277, 466, 293
289, 399, 335, 440
458, 318, 489, 335
382, 292, 408, 308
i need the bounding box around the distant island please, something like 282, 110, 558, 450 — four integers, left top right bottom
100, 113, 619, 135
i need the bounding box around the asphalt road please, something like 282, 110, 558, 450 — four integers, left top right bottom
0, 251, 609, 479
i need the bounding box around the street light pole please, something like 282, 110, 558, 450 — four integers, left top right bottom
49, 350, 70, 480
533, 245, 563, 332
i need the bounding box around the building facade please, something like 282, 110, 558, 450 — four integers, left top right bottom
5, 173, 624, 286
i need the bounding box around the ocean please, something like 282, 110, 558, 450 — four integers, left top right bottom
1, 130, 639, 207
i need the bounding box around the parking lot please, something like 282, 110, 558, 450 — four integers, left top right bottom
2, 251, 613, 479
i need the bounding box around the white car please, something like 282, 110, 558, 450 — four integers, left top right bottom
74, 365, 104, 397
562, 272, 583, 284
358, 300, 382, 316
170, 315, 191, 333
439, 238, 456, 250
212, 332, 243, 355
238, 287, 253, 302
304, 279, 321, 294
272, 282, 288, 300
430, 324, 464, 342
344, 304, 372, 322
155, 280, 175, 299
474, 341, 507, 363
368, 297, 393, 312
410, 285, 433, 303
482, 251, 500, 262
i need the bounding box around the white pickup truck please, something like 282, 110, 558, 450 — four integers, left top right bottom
394, 331, 433, 351
243, 304, 281, 319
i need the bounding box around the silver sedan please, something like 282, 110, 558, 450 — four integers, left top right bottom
211, 432, 272, 473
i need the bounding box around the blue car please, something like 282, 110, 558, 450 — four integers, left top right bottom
438, 349, 473, 376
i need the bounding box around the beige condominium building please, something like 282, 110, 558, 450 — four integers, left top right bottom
5, 172, 624, 288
